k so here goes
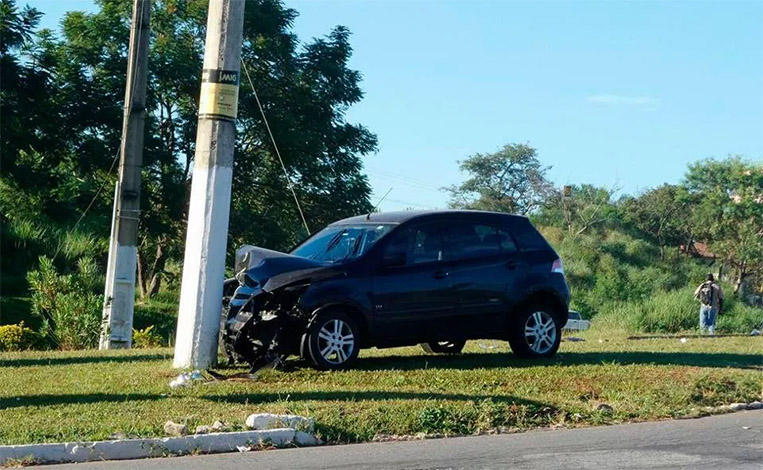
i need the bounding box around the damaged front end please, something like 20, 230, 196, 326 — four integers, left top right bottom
221, 246, 340, 371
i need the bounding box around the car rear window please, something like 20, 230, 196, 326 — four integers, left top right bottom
509, 217, 551, 251
448, 222, 518, 260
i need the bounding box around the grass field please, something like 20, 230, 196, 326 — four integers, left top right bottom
0, 328, 761, 446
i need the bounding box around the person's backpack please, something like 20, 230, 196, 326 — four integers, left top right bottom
698, 282, 715, 306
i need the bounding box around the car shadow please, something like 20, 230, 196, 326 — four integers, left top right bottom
346, 351, 763, 371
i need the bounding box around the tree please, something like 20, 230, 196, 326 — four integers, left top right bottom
445, 143, 553, 215
540, 183, 619, 236
1, 0, 377, 299
684, 157, 763, 294
621, 184, 692, 259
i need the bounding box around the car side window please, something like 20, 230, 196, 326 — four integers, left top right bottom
497, 228, 518, 253
449, 222, 501, 259
383, 222, 443, 265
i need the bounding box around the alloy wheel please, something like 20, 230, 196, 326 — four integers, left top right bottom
524, 311, 557, 354
317, 319, 355, 364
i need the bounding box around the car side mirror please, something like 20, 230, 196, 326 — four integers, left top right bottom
381, 252, 406, 268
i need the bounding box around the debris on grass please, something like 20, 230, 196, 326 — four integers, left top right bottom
169, 370, 205, 388
596, 403, 614, 413
211, 421, 227, 432
194, 426, 210, 435
564, 337, 585, 342
163, 421, 188, 437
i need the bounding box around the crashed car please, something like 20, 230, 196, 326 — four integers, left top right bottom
223, 210, 570, 370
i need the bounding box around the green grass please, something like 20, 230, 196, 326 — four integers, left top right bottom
0, 327, 761, 446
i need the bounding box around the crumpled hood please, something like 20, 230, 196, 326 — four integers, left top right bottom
234, 245, 342, 292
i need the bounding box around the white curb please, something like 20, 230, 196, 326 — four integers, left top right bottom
0, 428, 321, 465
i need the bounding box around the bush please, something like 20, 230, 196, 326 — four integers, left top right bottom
27, 256, 103, 350
636, 288, 698, 333
0, 322, 42, 351
132, 325, 163, 348
134, 296, 177, 346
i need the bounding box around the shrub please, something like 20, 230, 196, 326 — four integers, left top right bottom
636, 288, 698, 333
28, 256, 103, 350
0, 322, 42, 351
132, 325, 163, 348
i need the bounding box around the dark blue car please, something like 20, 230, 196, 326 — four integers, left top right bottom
223, 210, 570, 370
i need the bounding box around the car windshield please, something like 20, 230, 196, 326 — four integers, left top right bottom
291, 223, 395, 263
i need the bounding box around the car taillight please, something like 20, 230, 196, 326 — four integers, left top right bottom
551, 258, 564, 274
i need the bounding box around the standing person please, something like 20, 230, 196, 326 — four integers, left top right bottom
694, 274, 724, 335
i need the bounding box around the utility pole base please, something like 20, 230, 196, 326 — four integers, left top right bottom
173, 127, 234, 369
173, 0, 245, 370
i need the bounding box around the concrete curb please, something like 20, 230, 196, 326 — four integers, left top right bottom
0, 428, 320, 465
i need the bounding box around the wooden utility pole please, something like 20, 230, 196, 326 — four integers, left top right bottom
173, 0, 245, 369
100, 0, 151, 349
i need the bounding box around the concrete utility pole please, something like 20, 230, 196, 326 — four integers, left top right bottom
173, 0, 245, 369
100, 0, 151, 350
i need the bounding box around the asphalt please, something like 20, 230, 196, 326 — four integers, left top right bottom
48, 410, 763, 470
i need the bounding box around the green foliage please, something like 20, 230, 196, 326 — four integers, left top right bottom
27, 256, 102, 349
620, 184, 692, 258
595, 287, 761, 334
132, 325, 163, 349
546, 225, 762, 333
0, 322, 41, 351
134, 294, 178, 345
684, 157, 763, 293
1, 0, 378, 303
445, 143, 553, 215
539, 184, 619, 235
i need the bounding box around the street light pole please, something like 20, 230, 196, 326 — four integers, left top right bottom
173, 0, 246, 369
100, 0, 151, 350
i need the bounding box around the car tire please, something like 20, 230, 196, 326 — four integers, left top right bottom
306, 311, 360, 370
420, 340, 466, 354
507, 303, 562, 359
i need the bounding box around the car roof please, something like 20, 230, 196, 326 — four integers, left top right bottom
329, 209, 528, 226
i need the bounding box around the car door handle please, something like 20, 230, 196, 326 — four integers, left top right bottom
432, 271, 449, 280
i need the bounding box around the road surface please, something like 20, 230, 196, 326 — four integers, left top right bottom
50, 410, 762, 469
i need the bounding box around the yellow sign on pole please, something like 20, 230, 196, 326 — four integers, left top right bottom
199, 69, 240, 120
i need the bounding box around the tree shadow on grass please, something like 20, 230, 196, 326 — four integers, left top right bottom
347, 351, 763, 372
0, 352, 170, 368
0, 393, 167, 410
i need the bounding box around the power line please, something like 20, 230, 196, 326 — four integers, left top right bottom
365, 166, 444, 192
241, 60, 310, 235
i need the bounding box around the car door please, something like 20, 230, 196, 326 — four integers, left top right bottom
371, 221, 454, 342
447, 220, 526, 337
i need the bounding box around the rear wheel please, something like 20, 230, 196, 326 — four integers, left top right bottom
420, 340, 466, 354
508, 303, 561, 359
306, 311, 360, 370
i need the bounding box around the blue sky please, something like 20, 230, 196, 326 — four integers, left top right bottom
34, 0, 763, 211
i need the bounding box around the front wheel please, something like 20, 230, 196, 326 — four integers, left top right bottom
306, 311, 360, 370
420, 340, 466, 354
507, 304, 561, 359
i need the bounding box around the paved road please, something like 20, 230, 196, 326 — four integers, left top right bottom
51, 410, 762, 470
